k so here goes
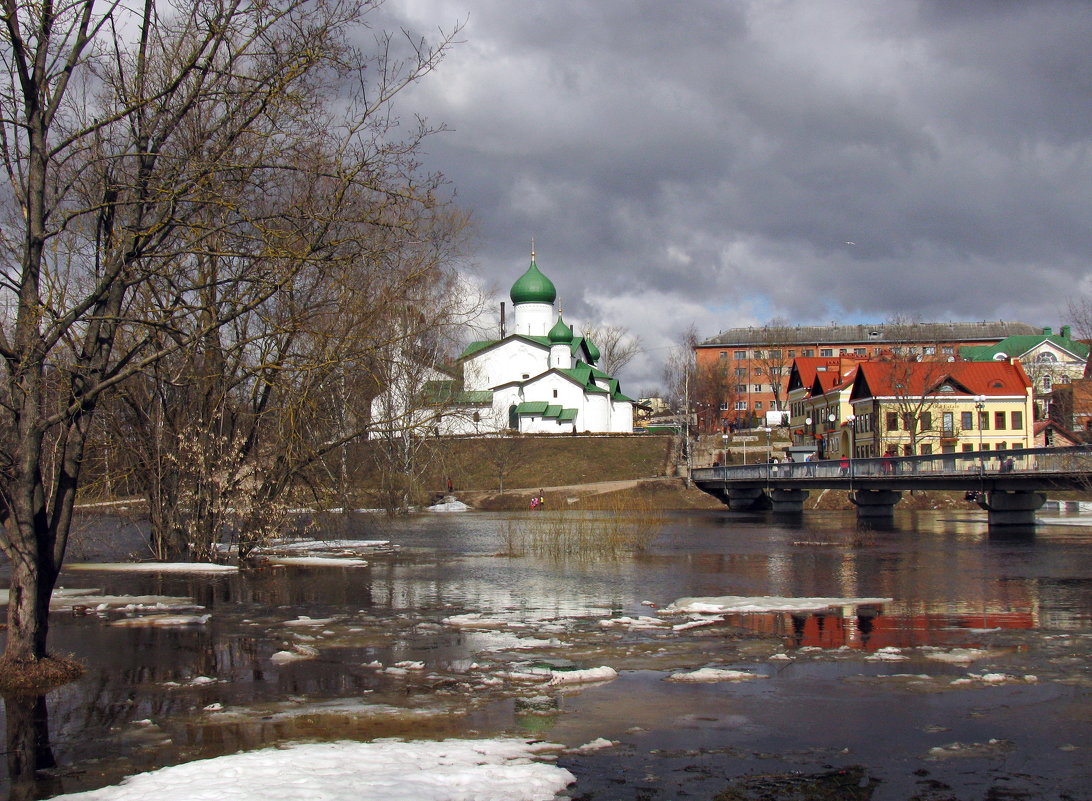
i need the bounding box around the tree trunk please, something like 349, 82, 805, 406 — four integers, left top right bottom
4, 544, 58, 663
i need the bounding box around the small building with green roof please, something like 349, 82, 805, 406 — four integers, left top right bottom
960, 325, 1089, 415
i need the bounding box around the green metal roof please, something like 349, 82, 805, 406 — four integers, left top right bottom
557, 408, 578, 421
542, 404, 563, 418
960, 333, 1089, 362
515, 401, 550, 414
420, 380, 493, 405
510, 257, 557, 304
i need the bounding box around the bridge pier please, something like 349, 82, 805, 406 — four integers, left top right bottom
726, 486, 768, 511
976, 490, 1046, 527
849, 489, 902, 519
770, 488, 809, 513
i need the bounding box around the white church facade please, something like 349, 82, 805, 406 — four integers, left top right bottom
373, 254, 636, 436
453, 254, 636, 434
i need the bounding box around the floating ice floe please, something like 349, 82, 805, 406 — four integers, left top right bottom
282, 616, 340, 627
270, 644, 320, 664
44, 738, 574, 801
262, 556, 369, 567
262, 538, 392, 551
921, 647, 995, 664
572, 737, 616, 752
0, 588, 205, 612
110, 614, 211, 628
598, 615, 667, 629
665, 668, 766, 683
865, 647, 909, 662
546, 666, 617, 686
925, 738, 1014, 760
66, 562, 239, 573
660, 595, 891, 615
443, 613, 517, 629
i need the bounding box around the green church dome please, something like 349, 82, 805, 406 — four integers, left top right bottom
585, 339, 601, 363
548, 314, 573, 344
510, 256, 557, 304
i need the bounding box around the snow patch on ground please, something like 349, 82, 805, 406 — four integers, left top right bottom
47, 738, 574, 801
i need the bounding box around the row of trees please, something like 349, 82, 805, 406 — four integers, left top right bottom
0, 0, 464, 668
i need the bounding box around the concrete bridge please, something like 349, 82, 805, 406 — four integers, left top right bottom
690, 445, 1092, 527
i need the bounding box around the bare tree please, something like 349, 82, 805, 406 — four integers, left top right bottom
1065, 295, 1092, 378
751, 317, 795, 411
0, 0, 459, 671
582, 324, 641, 376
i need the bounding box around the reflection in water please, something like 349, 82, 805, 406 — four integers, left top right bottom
0, 508, 1089, 799
3, 694, 58, 801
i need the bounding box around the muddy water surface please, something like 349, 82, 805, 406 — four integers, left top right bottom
2, 507, 1090, 800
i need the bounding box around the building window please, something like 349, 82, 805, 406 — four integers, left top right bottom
962, 443, 973, 452
788, 350, 796, 358
719, 402, 729, 411
755, 401, 763, 409
942, 345, 954, 355
752, 384, 763, 393
719, 351, 727, 359
998, 442, 1007, 450
769, 349, 782, 359
981, 443, 990, 451
979, 411, 989, 430
803, 348, 815, 357
921, 411, 932, 430
735, 401, 747, 411
735, 367, 746, 376
886, 411, 899, 431
522, 373, 529, 380
752, 350, 764, 359
734, 350, 746, 360
961, 411, 973, 430
753, 367, 762, 376
839, 348, 848, 355
920, 444, 932, 455
854, 348, 866, 356
735, 384, 746, 393
1043, 375, 1053, 391
820, 348, 833, 357
1011, 410, 1023, 430
472, 412, 480, 423
994, 411, 1006, 430
923, 345, 936, 355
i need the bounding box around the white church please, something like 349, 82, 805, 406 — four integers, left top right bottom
373, 253, 636, 436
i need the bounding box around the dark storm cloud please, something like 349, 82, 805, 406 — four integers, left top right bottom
379, 0, 1092, 386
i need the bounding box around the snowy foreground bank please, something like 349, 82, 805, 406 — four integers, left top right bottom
48, 739, 574, 801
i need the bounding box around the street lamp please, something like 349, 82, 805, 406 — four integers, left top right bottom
974, 394, 986, 471
846, 414, 856, 461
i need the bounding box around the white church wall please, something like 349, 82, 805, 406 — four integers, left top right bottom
512, 301, 553, 337
466, 340, 548, 390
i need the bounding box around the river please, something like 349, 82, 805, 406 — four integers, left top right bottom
2, 506, 1090, 800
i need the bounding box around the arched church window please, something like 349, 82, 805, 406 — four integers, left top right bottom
508, 405, 518, 429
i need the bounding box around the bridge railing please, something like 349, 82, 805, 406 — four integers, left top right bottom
692, 444, 1092, 482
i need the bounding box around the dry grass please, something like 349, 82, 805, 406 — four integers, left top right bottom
0, 654, 85, 693
502, 493, 668, 559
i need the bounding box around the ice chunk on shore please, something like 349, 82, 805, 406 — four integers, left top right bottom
45, 738, 574, 801
110, 614, 211, 628
428, 499, 470, 512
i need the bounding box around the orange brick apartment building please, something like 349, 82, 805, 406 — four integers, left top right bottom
693, 321, 1038, 431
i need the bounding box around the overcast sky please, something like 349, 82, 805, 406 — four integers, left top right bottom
379, 0, 1092, 391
